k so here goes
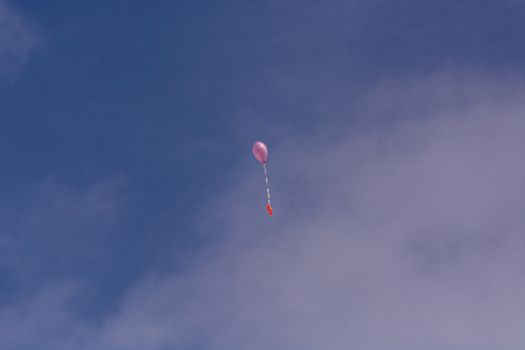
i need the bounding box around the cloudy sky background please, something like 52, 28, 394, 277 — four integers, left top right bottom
0, 1, 524, 349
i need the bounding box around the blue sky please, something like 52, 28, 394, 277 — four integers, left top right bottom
1, 1, 525, 349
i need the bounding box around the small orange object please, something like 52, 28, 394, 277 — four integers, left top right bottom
266, 203, 273, 216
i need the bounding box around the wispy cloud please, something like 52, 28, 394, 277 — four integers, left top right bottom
0, 0, 37, 77
0, 177, 125, 349
0, 283, 93, 350
0, 177, 123, 284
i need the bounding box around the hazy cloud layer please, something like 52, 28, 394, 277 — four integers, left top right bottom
99, 73, 525, 350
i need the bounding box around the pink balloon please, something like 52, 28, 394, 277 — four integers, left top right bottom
252, 141, 268, 164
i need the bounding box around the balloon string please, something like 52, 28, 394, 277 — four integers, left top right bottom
263, 163, 271, 205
